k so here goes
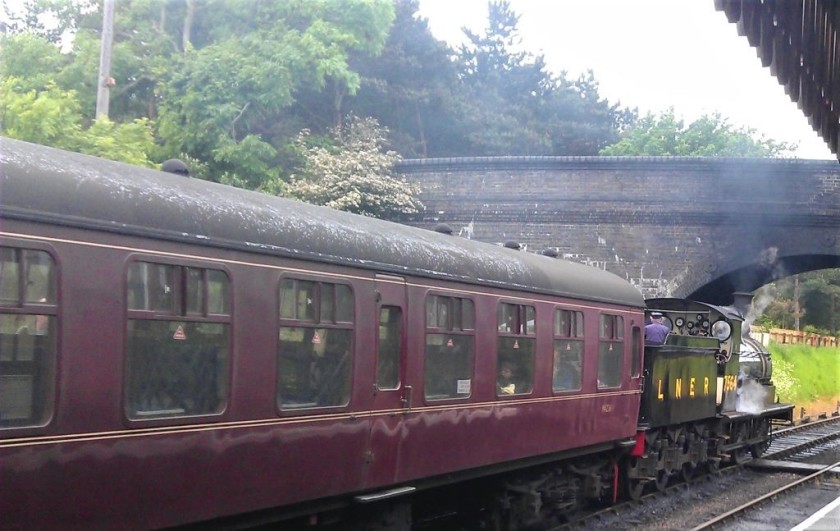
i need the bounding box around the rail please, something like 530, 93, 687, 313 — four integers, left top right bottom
689, 459, 840, 530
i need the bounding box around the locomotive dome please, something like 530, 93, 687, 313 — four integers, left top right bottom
0, 137, 644, 307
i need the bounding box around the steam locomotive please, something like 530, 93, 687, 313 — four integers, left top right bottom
628, 298, 792, 500
0, 137, 792, 529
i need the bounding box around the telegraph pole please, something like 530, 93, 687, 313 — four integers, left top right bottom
95, 0, 116, 118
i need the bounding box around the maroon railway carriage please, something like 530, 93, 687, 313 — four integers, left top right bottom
0, 138, 646, 529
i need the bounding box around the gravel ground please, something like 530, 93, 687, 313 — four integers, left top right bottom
582, 469, 831, 530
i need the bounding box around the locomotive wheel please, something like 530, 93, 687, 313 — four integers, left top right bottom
653, 470, 669, 492
680, 463, 695, 482
730, 423, 751, 465
732, 447, 750, 465
625, 478, 645, 502
750, 419, 772, 458
622, 460, 645, 501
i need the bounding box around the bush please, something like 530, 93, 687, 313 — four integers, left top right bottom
768, 343, 840, 404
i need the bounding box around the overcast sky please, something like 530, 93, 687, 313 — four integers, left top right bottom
417, 0, 836, 160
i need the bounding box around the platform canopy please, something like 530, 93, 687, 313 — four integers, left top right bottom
716, 0, 840, 158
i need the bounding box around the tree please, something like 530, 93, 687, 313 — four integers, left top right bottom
0, 76, 153, 166
754, 270, 840, 336
800, 270, 840, 335
345, 0, 468, 157
153, 0, 395, 186
600, 109, 796, 157
456, 1, 631, 156
288, 115, 423, 219
0, 13, 155, 166
1, 0, 98, 43
2, 0, 396, 185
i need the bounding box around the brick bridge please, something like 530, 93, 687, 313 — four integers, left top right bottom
395, 157, 840, 305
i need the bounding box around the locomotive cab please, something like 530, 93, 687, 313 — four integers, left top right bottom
639, 299, 740, 428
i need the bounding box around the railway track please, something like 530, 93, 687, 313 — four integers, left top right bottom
689, 459, 840, 530
557, 415, 840, 530
763, 416, 840, 459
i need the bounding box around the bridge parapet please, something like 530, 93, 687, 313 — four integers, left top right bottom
396, 157, 840, 303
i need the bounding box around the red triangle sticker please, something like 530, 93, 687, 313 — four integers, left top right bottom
312, 332, 321, 344
513, 340, 520, 349
173, 326, 187, 340
446, 339, 454, 347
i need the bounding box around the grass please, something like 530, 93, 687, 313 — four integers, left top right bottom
767, 343, 840, 407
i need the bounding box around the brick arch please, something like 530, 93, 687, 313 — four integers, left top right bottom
686, 254, 840, 305
396, 157, 840, 302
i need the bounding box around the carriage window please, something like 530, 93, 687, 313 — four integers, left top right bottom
496, 303, 535, 396
598, 314, 624, 389
207, 269, 230, 314
186, 268, 205, 315
0, 247, 57, 428
553, 309, 583, 392
377, 306, 402, 390
424, 295, 474, 400
125, 261, 230, 420
278, 279, 354, 409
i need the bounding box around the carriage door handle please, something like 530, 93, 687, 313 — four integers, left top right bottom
401, 385, 413, 413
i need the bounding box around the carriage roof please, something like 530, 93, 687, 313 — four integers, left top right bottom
1, 137, 644, 308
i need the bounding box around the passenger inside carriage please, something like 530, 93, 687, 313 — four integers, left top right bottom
497, 363, 516, 395
553, 355, 581, 391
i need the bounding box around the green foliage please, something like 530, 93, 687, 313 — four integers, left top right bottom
288, 115, 423, 218
0, 77, 153, 166
0, 33, 67, 89
153, 0, 395, 186
758, 271, 840, 335
78, 117, 154, 166
1, 77, 82, 145
600, 109, 796, 157
3, 0, 396, 184
456, 1, 632, 156
345, 0, 466, 157
769, 356, 797, 404
1, 0, 98, 43
3, 0, 803, 185
769, 343, 840, 404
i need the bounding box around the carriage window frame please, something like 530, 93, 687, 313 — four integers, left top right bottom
277, 277, 355, 412
597, 313, 624, 389
124, 259, 232, 422
552, 308, 584, 392
496, 302, 536, 397
424, 294, 475, 401
631, 326, 641, 378
0, 244, 58, 431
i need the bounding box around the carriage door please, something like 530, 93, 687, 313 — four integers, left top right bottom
362, 274, 408, 488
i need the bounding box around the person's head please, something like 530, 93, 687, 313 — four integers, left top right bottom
499, 364, 513, 378
650, 311, 663, 323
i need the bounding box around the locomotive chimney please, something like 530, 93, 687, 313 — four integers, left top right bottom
732, 291, 756, 338
731, 291, 754, 318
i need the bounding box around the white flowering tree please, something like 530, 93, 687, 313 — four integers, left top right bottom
288, 116, 423, 219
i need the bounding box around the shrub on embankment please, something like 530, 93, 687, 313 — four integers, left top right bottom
768, 343, 839, 409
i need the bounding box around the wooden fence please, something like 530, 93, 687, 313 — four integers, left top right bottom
750, 326, 838, 347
